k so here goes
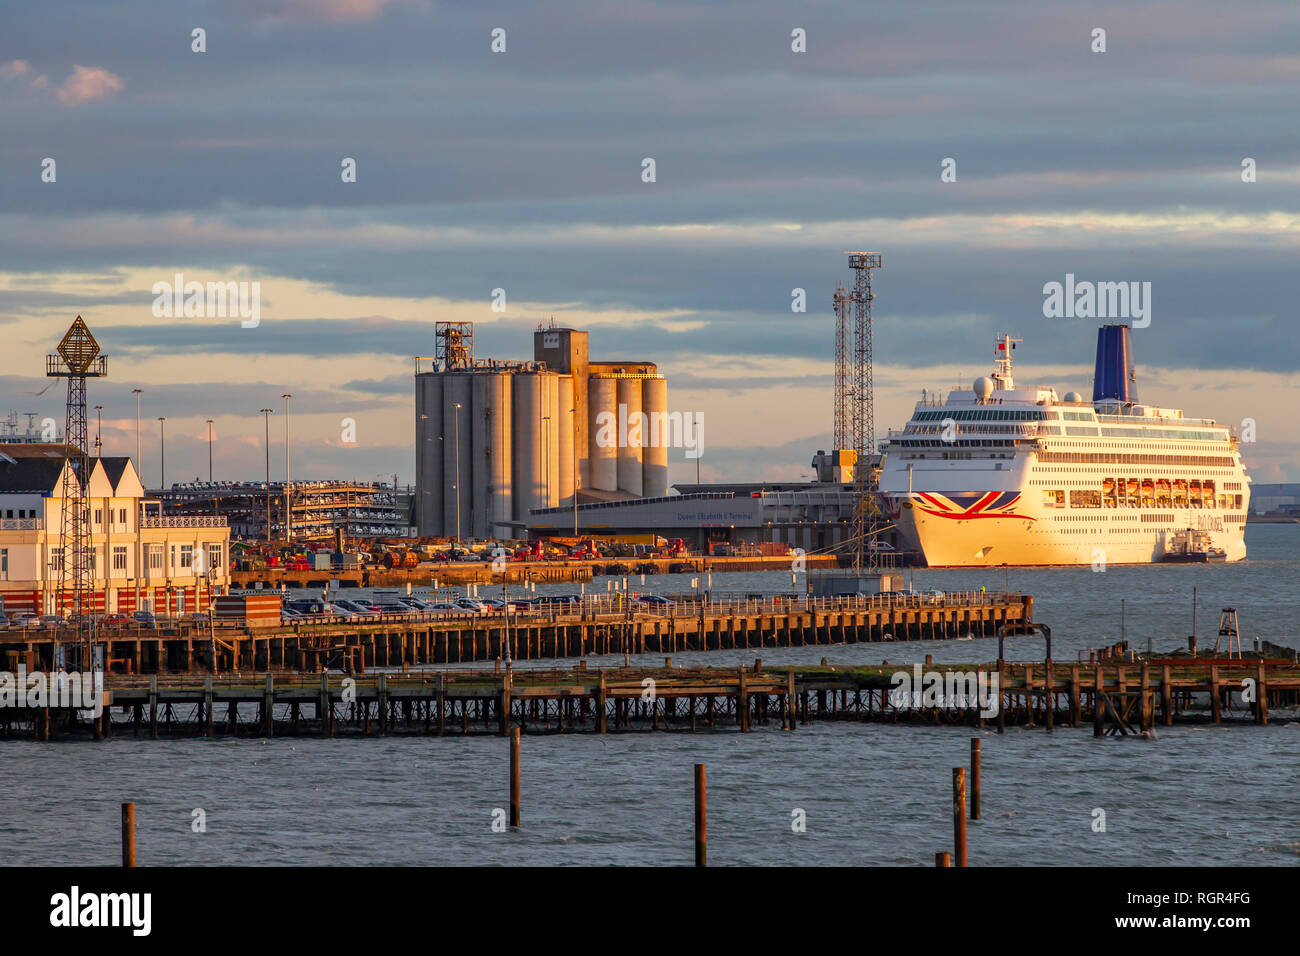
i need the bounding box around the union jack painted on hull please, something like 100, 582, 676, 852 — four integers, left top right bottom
912, 491, 1035, 521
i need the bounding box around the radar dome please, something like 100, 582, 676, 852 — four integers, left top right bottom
1064, 391, 1084, 403
973, 377, 995, 401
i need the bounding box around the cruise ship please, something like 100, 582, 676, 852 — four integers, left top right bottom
879, 325, 1250, 567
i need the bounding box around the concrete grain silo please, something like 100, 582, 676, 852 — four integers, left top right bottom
442, 373, 472, 542
588, 375, 618, 492
616, 377, 643, 496
557, 374, 575, 508
641, 375, 669, 497
512, 372, 545, 521
415, 373, 444, 536
471, 371, 513, 539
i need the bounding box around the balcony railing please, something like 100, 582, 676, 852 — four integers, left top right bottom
0, 518, 43, 531
142, 515, 228, 529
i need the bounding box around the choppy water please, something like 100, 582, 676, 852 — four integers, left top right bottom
3, 525, 1297, 866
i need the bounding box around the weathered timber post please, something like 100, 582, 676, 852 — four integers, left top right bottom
952, 767, 967, 867
1256, 659, 1268, 725
148, 674, 158, 739
121, 802, 135, 867
695, 763, 707, 867
1093, 666, 1104, 737
597, 672, 607, 734
203, 675, 214, 738
263, 673, 274, 737
970, 738, 981, 820
509, 726, 521, 827
935, 851, 951, 867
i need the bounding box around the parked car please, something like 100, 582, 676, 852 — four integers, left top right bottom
0, 612, 8, 630
133, 611, 157, 629
331, 599, 377, 616
636, 594, 674, 607
399, 597, 434, 611
186, 612, 210, 625
103, 613, 131, 626
11, 612, 39, 628
868, 541, 897, 552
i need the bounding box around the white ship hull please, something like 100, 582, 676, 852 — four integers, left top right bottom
889, 493, 1247, 568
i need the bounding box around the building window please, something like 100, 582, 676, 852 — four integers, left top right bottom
49, 551, 64, 571
94, 508, 103, 525
119, 507, 127, 526
1, 548, 7, 580
113, 546, 128, 572
180, 544, 193, 569
148, 545, 163, 571
207, 544, 223, 574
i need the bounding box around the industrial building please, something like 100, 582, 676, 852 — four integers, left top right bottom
414, 323, 670, 539
157, 479, 409, 542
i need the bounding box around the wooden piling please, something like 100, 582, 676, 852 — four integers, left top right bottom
1256, 659, 1268, 725
1210, 665, 1221, 724
935, 851, 951, 867
952, 767, 967, 867
1093, 666, 1104, 737
970, 738, 981, 820
121, 802, 135, 867
694, 763, 707, 867
1161, 663, 1172, 726
509, 726, 521, 828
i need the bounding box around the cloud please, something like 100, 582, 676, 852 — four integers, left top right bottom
0, 59, 29, 79
56, 65, 124, 106
238, 0, 398, 23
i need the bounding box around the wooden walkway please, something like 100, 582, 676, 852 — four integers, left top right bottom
1, 592, 1033, 675
6, 654, 1297, 741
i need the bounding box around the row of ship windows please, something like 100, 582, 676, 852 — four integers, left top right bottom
1039, 480, 1241, 510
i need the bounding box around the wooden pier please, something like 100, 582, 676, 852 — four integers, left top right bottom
5, 654, 1297, 741
1, 592, 1032, 675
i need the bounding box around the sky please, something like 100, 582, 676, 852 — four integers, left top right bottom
1, 0, 1297, 489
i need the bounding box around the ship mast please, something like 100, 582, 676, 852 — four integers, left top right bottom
992, 333, 1021, 390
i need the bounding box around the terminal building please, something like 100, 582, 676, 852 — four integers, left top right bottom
528, 458, 886, 555
414, 323, 670, 539
0, 444, 231, 616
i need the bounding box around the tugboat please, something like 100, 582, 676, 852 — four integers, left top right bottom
1161, 528, 1228, 563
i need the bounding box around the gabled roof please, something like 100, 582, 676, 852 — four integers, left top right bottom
0, 457, 72, 494
0, 442, 82, 459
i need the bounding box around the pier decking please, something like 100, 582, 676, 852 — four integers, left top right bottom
6, 653, 1297, 741
1, 592, 1032, 674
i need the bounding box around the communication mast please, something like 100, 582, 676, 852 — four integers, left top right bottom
832, 285, 851, 451
46, 316, 107, 669
845, 252, 882, 573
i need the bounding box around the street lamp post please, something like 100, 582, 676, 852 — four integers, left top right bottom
260, 409, 274, 543
282, 394, 292, 543
452, 402, 462, 545
94, 405, 103, 455
157, 417, 166, 490
206, 419, 214, 481
132, 389, 142, 476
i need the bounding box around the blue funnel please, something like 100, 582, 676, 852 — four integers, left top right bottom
1092, 324, 1137, 403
